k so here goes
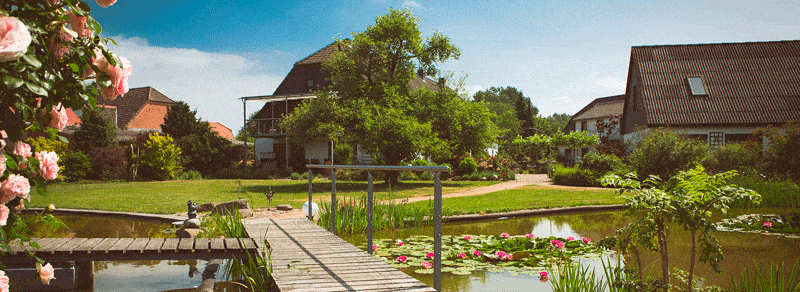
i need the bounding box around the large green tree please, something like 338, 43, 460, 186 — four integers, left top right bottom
73, 107, 117, 152
161, 101, 238, 176
533, 113, 571, 136
283, 8, 493, 184
473, 86, 538, 147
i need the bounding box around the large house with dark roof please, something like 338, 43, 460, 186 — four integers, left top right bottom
242, 42, 440, 171
620, 40, 800, 147
561, 94, 625, 162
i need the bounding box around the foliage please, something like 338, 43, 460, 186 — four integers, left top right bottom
73, 106, 117, 152
729, 261, 800, 292
161, 101, 238, 176
179, 170, 202, 180
333, 143, 353, 165
717, 213, 800, 236
627, 129, 709, 180
457, 156, 478, 175
59, 150, 90, 180
705, 142, 761, 174
473, 86, 538, 146
600, 166, 760, 292
26, 136, 67, 156
552, 165, 601, 187
318, 196, 436, 233
727, 174, 799, 207
533, 113, 572, 136
87, 146, 128, 180
579, 152, 626, 175
762, 122, 800, 183
550, 260, 608, 292
139, 133, 182, 181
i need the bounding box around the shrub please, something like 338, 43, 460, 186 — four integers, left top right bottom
139, 133, 182, 181
411, 158, 428, 167
400, 171, 418, 181
26, 136, 67, 156
88, 147, 129, 181
334, 143, 354, 165
728, 175, 800, 207
552, 165, 600, 187
469, 173, 481, 181
179, 170, 203, 180
457, 156, 478, 175
706, 142, 762, 174
60, 150, 91, 181
290, 172, 301, 180
300, 172, 309, 180
336, 170, 352, 181
438, 163, 452, 180
579, 152, 624, 175
763, 122, 800, 182
418, 171, 433, 181
628, 129, 709, 180
213, 165, 274, 179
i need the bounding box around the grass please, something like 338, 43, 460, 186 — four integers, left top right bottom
728, 175, 800, 207
407, 185, 621, 215
28, 179, 498, 214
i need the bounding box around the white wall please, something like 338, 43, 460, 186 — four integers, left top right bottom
254, 138, 274, 161
305, 140, 329, 162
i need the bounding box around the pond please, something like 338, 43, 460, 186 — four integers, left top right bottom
341, 207, 800, 292
18, 213, 236, 292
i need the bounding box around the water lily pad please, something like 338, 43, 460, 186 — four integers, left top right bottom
414, 268, 434, 274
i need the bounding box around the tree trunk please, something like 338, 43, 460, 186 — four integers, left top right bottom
656, 219, 670, 291
386, 170, 400, 185
687, 231, 697, 292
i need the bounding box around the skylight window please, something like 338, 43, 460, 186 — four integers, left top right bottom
687, 76, 707, 96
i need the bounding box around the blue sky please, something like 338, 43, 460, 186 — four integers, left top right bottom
88, 0, 800, 132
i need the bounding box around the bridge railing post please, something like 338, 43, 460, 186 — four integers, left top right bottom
367, 171, 374, 255
307, 169, 313, 220
331, 169, 337, 235
433, 171, 442, 292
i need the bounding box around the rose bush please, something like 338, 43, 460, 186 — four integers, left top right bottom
1, 0, 130, 287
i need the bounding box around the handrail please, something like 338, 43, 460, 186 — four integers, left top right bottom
305, 164, 447, 292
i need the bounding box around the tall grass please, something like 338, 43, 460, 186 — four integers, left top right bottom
728, 175, 800, 207
729, 261, 800, 292
550, 260, 608, 292
317, 196, 433, 234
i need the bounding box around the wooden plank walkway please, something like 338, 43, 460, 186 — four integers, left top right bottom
2, 237, 259, 264
243, 218, 435, 292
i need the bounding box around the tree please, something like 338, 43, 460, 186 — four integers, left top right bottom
533, 113, 571, 136
139, 133, 182, 181
161, 101, 203, 139
473, 86, 538, 141
161, 101, 237, 176
283, 8, 477, 184
73, 106, 117, 152
628, 129, 709, 180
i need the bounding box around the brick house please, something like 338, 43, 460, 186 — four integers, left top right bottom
620, 40, 800, 147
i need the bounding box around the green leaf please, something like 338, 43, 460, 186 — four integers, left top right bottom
24, 82, 49, 96
2, 75, 24, 88
22, 54, 42, 68
78, 1, 91, 12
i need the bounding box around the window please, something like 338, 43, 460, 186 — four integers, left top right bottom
580, 121, 587, 132
709, 132, 724, 147
687, 76, 707, 96
306, 79, 314, 88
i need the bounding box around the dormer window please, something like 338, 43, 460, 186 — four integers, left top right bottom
687, 76, 707, 96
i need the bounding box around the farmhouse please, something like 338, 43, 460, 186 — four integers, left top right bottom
561, 94, 625, 162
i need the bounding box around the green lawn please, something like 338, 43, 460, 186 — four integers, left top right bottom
407, 185, 622, 215
29, 179, 498, 214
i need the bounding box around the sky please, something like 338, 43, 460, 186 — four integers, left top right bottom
87, 0, 800, 133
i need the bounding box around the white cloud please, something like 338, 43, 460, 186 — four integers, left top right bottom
594, 75, 626, 92
402, 1, 420, 8
109, 37, 284, 133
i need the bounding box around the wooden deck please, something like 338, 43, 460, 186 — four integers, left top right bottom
243, 218, 436, 292
2, 237, 259, 264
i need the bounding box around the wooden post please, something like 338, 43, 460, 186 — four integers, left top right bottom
75, 261, 93, 290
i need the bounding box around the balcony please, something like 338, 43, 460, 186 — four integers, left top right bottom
246, 118, 286, 137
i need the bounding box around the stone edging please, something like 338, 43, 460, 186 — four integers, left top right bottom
23, 208, 185, 224
444, 204, 627, 222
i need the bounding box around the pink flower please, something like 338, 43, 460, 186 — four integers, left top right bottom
396, 256, 407, 263
0, 16, 32, 63
49, 103, 69, 131
13, 141, 31, 158
0, 270, 9, 292
457, 253, 466, 259
421, 262, 432, 269
372, 245, 377, 252
1, 174, 30, 203
0, 205, 8, 226
48, 26, 73, 59
582, 238, 591, 244
504, 254, 513, 260
567, 237, 575, 241
551, 239, 562, 246
396, 240, 404, 246
763, 222, 772, 228
555, 242, 565, 249
68, 12, 91, 38
500, 232, 510, 238
462, 235, 471, 240
472, 250, 482, 257
95, 52, 132, 100
36, 151, 60, 180
1, 130, 6, 148
38, 263, 55, 285
96, 0, 117, 7
526, 233, 534, 238
426, 252, 434, 259
496, 251, 506, 258
540, 271, 548, 278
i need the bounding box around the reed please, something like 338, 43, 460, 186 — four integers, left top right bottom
729, 261, 800, 292
317, 195, 434, 234
549, 260, 608, 292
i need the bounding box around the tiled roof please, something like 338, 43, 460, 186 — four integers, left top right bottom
564, 95, 624, 132
102, 87, 175, 129
632, 40, 800, 126
127, 103, 168, 130
295, 42, 340, 65
209, 122, 235, 140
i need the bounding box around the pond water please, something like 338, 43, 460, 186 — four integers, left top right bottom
19, 213, 235, 292
341, 207, 800, 292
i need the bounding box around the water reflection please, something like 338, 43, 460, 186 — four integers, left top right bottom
343, 208, 799, 292
23, 213, 172, 238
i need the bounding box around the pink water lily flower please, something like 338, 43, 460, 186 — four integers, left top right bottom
526, 233, 534, 238
582, 237, 591, 244
396, 240, 404, 246
540, 271, 549, 279
396, 256, 407, 263
372, 245, 377, 252
504, 254, 513, 260
422, 262, 432, 269
472, 250, 482, 257
38, 263, 55, 285
457, 253, 467, 259
463, 235, 471, 240
496, 251, 506, 258
763, 222, 772, 228
551, 239, 562, 246
426, 252, 434, 259
500, 232, 510, 238
567, 236, 575, 241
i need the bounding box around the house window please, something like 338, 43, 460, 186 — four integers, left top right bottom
687, 76, 707, 96
709, 132, 724, 147
306, 79, 314, 89
580, 121, 587, 132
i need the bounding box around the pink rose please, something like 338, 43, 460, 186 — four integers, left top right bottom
38, 263, 55, 285
472, 250, 482, 257
48, 26, 73, 59
0, 204, 8, 226
1, 174, 30, 203
496, 251, 506, 258
567, 237, 575, 241
49, 0, 60, 5
462, 235, 471, 240
556, 242, 565, 249
396, 256, 407, 263
13, 141, 31, 158
96, 54, 132, 100
0, 154, 6, 176
0, 270, 9, 292
35, 151, 60, 180
526, 233, 534, 238
0, 16, 32, 63
500, 232, 509, 238
421, 262, 432, 269
68, 12, 91, 38
49, 103, 69, 131
582, 238, 591, 244
96, 0, 117, 7
457, 253, 466, 259
426, 252, 434, 259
